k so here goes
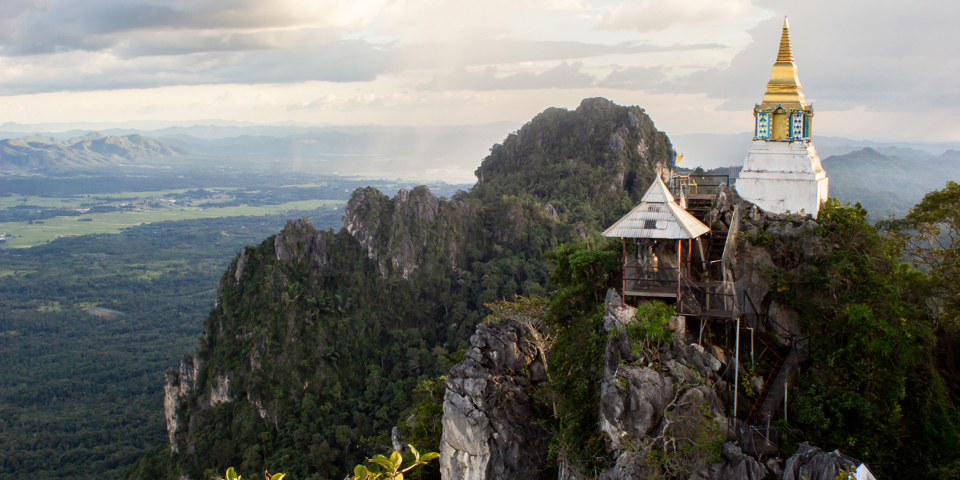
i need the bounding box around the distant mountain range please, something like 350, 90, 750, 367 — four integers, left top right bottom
822, 147, 960, 218
670, 132, 960, 169
0, 132, 184, 174
0, 123, 518, 182
2, 123, 957, 219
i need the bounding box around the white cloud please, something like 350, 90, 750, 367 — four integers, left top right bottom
419, 62, 595, 91
0, 0, 957, 144
286, 94, 338, 111
599, 0, 755, 33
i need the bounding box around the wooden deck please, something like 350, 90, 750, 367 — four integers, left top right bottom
625, 286, 677, 298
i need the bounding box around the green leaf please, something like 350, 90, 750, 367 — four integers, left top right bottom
369, 458, 394, 471
270, 474, 285, 480
420, 452, 440, 463
354, 465, 368, 479
407, 444, 419, 461
226, 467, 238, 480
389, 451, 402, 469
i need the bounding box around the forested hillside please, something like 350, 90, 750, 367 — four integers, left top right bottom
138, 98, 671, 480
822, 147, 960, 218
0, 213, 340, 479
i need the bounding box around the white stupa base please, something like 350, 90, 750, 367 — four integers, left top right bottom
735, 140, 829, 216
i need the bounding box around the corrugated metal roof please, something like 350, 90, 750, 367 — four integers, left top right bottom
602, 176, 710, 239
641, 176, 676, 204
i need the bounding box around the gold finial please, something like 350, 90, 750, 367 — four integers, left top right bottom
776, 17, 793, 63
760, 16, 805, 109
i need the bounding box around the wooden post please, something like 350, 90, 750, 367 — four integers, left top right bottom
622, 237, 627, 305
676, 240, 682, 309
634, 238, 640, 284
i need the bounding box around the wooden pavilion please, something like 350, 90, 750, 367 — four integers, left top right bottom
602, 175, 711, 306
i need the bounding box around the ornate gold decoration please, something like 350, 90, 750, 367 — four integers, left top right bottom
760, 17, 806, 109
754, 17, 814, 142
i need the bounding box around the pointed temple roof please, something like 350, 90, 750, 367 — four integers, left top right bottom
602, 176, 710, 240
760, 17, 806, 109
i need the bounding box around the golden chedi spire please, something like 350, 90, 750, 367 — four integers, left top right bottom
760, 17, 805, 109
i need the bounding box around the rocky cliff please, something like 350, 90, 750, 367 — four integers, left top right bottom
439, 289, 875, 480
440, 320, 550, 479
153, 98, 676, 480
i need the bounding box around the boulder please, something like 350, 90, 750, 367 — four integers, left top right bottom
440, 320, 550, 480
768, 301, 803, 347
783, 442, 871, 480
711, 442, 769, 480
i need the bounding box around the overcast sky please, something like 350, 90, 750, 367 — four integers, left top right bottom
0, 0, 955, 143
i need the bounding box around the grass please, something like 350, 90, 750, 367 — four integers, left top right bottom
0, 199, 341, 248
0, 196, 87, 209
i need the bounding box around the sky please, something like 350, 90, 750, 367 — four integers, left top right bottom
0, 0, 956, 143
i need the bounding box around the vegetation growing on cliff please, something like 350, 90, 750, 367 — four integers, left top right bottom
542, 239, 622, 472
140, 98, 672, 479
775, 198, 960, 479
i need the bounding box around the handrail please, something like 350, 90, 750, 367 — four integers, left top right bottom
740, 425, 788, 455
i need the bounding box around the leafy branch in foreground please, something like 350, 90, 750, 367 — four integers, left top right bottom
213, 467, 285, 480
348, 444, 440, 480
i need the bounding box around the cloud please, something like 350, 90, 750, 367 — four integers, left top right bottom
419, 62, 595, 91
660, 0, 960, 112
395, 40, 725, 70
599, 0, 754, 33
0, 0, 379, 56
0, 31, 722, 94
286, 94, 337, 111
597, 66, 668, 90
0, 40, 391, 95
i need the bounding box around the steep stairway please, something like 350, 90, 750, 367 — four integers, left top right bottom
685, 194, 715, 222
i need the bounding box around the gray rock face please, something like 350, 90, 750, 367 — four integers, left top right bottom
595, 290, 730, 478
544, 203, 560, 222
711, 442, 769, 480
783, 442, 867, 480
768, 301, 803, 347
732, 245, 775, 315
273, 217, 332, 267
344, 185, 445, 279
598, 451, 655, 480
600, 364, 676, 448
343, 187, 387, 264
440, 320, 550, 480
163, 355, 200, 453
603, 289, 637, 332
235, 247, 250, 284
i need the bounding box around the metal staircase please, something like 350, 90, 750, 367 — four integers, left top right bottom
745, 334, 810, 426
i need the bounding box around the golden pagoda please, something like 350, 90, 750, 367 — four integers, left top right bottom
736, 17, 828, 216
753, 18, 813, 142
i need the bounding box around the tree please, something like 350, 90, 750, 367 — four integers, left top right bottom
884, 181, 960, 330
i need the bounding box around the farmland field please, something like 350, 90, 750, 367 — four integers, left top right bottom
0, 199, 343, 248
